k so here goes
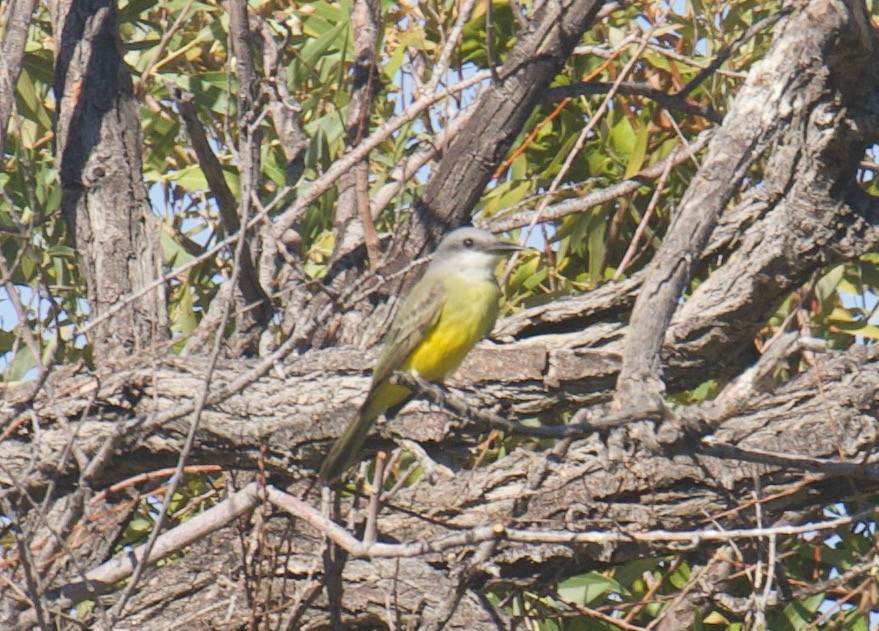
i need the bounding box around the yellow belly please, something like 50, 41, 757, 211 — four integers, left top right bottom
363, 276, 500, 421
403, 276, 499, 380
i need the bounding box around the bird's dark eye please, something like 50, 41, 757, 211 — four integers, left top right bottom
463, 238, 474, 248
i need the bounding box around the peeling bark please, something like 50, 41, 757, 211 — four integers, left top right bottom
5, 0, 879, 627
52, 0, 168, 359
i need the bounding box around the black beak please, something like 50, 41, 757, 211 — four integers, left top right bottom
488, 240, 526, 253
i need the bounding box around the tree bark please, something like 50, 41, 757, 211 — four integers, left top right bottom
4, 340, 877, 627
383, 0, 605, 266
52, 0, 167, 359
5, 0, 879, 627
616, 0, 878, 407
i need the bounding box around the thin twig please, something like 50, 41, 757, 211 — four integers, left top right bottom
612, 150, 676, 280
485, 130, 712, 233
697, 441, 879, 480
424, 0, 479, 94
556, 595, 648, 631
676, 9, 790, 99
273, 69, 493, 238
2, 499, 50, 630
134, 0, 196, 97
502, 20, 658, 285
90, 465, 223, 505
543, 81, 722, 123
362, 451, 387, 546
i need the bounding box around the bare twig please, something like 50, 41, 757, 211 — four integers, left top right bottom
362, 451, 387, 546
485, 131, 712, 233
716, 553, 879, 614
612, 150, 676, 281
2, 499, 50, 630
543, 81, 723, 123
272, 70, 493, 238
90, 465, 223, 505
697, 441, 879, 481
424, 0, 479, 94
677, 9, 790, 99
0, 461, 93, 588
647, 547, 732, 630
557, 595, 648, 631
134, 0, 195, 97
503, 28, 656, 283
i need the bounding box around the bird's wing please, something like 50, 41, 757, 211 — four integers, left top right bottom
369, 274, 446, 389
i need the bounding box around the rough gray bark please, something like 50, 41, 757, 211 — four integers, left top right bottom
383, 0, 605, 266
616, 0, 878, 407
52, 0, 168, 360
4, 0, 879, 628
4, 340, 878, 627
328, 0, 382, 271
221, 0, 274, 356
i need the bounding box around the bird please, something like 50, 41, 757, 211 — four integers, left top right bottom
319, 227, 524, 483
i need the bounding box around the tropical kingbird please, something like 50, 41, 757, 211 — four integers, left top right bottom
319, 227, 523, 483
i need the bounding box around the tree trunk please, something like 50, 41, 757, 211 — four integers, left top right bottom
52, 0, 167, 360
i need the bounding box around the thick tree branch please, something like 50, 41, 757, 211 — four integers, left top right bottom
616, 0, 877, 406
382, 0, 606, 267
53, 0, 168, 359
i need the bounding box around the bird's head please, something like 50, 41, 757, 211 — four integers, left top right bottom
430, 227, 524, 277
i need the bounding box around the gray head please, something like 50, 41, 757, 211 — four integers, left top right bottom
430, 227, 523, 276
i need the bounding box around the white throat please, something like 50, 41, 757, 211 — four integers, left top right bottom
431, 249, 499, 281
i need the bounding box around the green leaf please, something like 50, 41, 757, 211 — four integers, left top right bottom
624, 123, 650, 179
300, 19, 349, 74
171, 282, 197, 336
3, 344, 37, 381
609, 114, 636, 159
557, 572, 622, 606
815, 265, 845, 304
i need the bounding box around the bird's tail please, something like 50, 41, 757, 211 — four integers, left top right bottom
318, 405, 377, 484
319, 379, 412, 483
